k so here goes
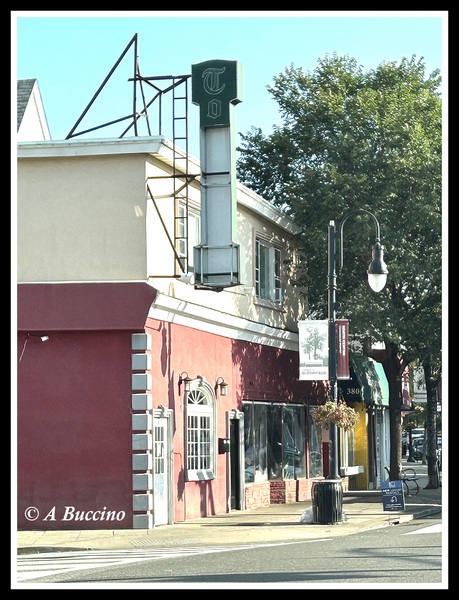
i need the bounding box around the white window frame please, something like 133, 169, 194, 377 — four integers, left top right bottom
255, 236, 283, 304
339, 427, 355, 470
185, 378, 216, 481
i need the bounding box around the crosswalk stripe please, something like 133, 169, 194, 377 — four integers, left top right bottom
16, 539, 327, 584
16, 544, 263, 582
405, 523, 442, 535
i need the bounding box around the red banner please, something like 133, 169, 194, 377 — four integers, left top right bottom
336, 319, 350, 380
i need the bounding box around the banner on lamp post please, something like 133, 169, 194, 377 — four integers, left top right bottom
298, 320, 328, 380
298, 319, 350, 381
336, 319, 350, 380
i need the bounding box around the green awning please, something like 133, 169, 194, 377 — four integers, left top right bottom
373, 361, 389, 406
339, 356, 389, 407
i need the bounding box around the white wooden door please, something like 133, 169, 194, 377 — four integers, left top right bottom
153, 417, 169, 525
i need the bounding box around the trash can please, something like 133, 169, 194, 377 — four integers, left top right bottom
311, 479, 343, 524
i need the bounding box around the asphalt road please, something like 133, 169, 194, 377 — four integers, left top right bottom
16, 513, 445, 588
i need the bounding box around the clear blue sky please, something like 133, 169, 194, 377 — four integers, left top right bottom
13, 11, 447, 158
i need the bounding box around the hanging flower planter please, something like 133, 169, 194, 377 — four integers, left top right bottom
312, 400, 359, 431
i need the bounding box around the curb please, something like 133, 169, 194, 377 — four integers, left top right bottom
17, 505, 441, 555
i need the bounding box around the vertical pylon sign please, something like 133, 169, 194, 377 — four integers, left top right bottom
191, 60, 242, 290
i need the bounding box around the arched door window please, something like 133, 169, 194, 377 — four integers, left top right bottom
185, 378, 216, 481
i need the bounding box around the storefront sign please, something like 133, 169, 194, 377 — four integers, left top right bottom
191, 60, 242, 128
381, 480, 405, 511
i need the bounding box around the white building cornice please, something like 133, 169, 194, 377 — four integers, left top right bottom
149, 291, 299, 351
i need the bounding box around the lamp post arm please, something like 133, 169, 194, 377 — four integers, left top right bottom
338, 209, 381, 269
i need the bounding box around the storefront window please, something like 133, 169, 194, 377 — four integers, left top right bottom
244, 403, 268, 482
267, 405, 283, 480
280, 406, 305, 479
244, 406, 255, 483
243, 402, 306, 483
308, 412, 323, 478
340, 426, 355, 470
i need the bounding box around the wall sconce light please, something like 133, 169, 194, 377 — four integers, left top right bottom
179, 372, 193, 393
18, 333, 50, 362
29, 333, 49, 342
215, 377, 228, 397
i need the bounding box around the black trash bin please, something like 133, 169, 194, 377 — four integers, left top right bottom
311, 479, 343, 524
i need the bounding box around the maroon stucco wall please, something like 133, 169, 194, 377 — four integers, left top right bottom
17, 282, 157, 530
17, 330, 134, 529
144, 318, 235, 521
144, 317, 324, 521
17, 281, 326, 529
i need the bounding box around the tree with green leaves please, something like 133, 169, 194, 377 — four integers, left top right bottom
236, 53, 442, 485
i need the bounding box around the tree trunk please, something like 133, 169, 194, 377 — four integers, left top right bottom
368, 340, 404, 480
423, 360, 440, 489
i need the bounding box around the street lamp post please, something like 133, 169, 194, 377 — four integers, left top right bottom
313, 209, 388, 525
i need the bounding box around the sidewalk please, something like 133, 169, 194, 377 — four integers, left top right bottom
16, 463, 442, 554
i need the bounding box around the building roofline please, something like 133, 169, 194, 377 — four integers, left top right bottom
17, 135, 299, 234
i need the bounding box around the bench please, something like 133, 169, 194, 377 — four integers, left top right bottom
385, 466, 420, 496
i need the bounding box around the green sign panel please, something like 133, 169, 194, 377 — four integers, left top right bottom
192, 60, 242, 128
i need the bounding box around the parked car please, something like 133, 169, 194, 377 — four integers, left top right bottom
410, 428, 425, 441
412, 438, 424, 461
